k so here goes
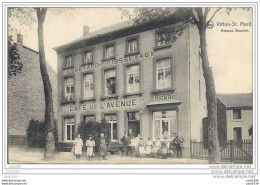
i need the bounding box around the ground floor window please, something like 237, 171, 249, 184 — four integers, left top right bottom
104, 114, 117, 141
64, 117, 75, 141
127, 112, 140, 137
153, 110, 177, 140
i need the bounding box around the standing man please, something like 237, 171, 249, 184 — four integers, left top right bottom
173, 133, 184, 158
121, 132, 131, 156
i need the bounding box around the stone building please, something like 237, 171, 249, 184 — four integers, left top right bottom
54, 18, 207, 157
8, 34, 57, 145
217, 93, 253, 141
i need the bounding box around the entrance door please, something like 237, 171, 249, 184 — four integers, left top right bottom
127, 112, 140, 137
233, 127, 242, 140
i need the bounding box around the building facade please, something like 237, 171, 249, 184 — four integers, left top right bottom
54, 19, 207, 157
217, 93, 253, 141
8, 34, 57, 145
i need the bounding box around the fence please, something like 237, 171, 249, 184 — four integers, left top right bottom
8, 135, 27, 146
190, 139, 253, 163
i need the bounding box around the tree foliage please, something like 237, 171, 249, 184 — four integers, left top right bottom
8, 34, 22, 77
77, 119, 111, 152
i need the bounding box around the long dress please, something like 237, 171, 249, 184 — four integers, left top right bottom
86, 140, 95, 156
145, 140, 153, 154
73, 138, 83, 155
151, 141, 161, 154
138, 140, 145, 156
99, 138, 107, 156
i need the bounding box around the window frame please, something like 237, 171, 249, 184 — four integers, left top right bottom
102, 112, 118, 142
64, 55, 74, 69
154, 29, 172, 50
231, 109, 242, 121
124, 61, 142, 96
103, 42, 116, 60
81, 71, 95, 101
83, 49, 94, 64
153, 55, 174, 92
125, 35, 140, 56
62, 115, 76, 142
81, 112, 96, 123
124, 109, 142, 137
101, 66, 118, 99
62, 75, 75, 103
152, 110, 178, 141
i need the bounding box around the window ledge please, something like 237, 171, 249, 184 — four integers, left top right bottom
123, 92, 143, 98
152, 87, 175, 94
63, 66, 74, 70
154, 44, 172, 51
79, 98, 96, 103
102, 56, 116, 61
100, 95, 119, 100
124, 51, 140, 57
61, 99, 76, 105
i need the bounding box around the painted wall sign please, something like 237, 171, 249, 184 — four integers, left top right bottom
69, 99, 137, 112
152, 94, 175, 102
74, 51, 154, 73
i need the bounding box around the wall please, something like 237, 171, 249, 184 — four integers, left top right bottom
8, 44, 57, 137
226, 109, 253, 140
188, 25, 207, 141
56, 24, 197, 157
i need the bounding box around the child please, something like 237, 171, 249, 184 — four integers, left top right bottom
86, 136, 95, 161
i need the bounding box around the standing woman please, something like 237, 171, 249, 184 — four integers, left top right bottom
86, 136, 95, 161
99, 133, 108, 160
73, 134, 83, 160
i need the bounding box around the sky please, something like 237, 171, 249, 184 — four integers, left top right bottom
10, 8, 253, 94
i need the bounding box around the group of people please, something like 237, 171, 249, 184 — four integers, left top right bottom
71, 131, 185, 160
121, 132, 185, 159
71, 133, 108, 160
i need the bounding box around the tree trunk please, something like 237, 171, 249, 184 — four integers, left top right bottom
36, 8, 55, 161
199, 25, 221, 164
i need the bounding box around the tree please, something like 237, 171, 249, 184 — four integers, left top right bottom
8, 30, 22, 77
121, 7, 249, 163
8, 7, 74, 160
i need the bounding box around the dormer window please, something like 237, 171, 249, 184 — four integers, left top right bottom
157, 32, 167, 46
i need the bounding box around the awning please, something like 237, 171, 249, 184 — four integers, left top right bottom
146, 99, 182, 111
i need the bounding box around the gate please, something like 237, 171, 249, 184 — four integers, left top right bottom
190, 139, 253, 163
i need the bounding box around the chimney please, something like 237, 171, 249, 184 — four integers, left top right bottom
83, 26, 89, 36
17, 34, 23, 45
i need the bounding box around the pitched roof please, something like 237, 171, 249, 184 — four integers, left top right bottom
217, 93, 253, 108
53, 10, 193, 53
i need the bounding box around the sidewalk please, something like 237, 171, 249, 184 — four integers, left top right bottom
8, 146, 209, 164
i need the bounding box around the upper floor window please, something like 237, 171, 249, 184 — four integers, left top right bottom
104, 44, 115, 58
84, 51, 93, 63
65, 55, 73, 68
233, 109, 242, 120
64, 77, 74, 101
126, 64, 140, 93
104, 68, 116, 96
156, 58, 172, 89
127, 38, 138, 53
83, 73, 94, 99
157, 32, 169, 47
